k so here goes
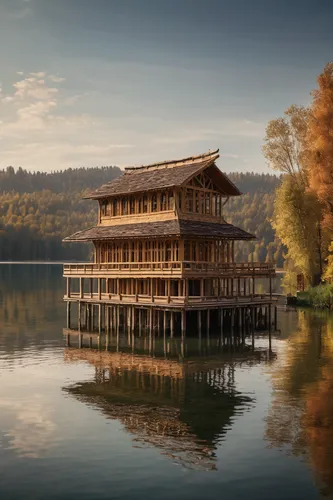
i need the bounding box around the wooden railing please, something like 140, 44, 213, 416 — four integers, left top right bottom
64, 291, 276, 306
64, 261, 275, 277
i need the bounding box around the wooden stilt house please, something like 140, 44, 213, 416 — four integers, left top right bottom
63, 149, 275, 336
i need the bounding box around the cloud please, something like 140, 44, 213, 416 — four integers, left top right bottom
2, 396, 57, 459
13, 76, 58, 100
0, 72, 136, 170
48, 74, 66, 83
0, 70, 266, 172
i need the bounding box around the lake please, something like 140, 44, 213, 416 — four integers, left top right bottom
0, 264, 332, 499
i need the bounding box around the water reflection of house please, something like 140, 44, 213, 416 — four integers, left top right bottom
64, 343, 273, 470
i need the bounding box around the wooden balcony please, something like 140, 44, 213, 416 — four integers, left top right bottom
63, 261, 275, 279
64, 291, 277, 309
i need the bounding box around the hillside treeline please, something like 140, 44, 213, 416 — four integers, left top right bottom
0, 167, 283, 264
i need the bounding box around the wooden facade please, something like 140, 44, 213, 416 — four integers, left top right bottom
63, 149, 276, 336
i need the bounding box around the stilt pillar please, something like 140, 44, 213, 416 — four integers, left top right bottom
206, 309, 210, 338
170, 311, 175, 338
66, 301, 71, 329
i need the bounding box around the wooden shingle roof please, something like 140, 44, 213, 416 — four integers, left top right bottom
84, 149, 241, 199
64, 219, 255, 242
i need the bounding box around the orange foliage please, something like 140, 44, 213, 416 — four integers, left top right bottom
307, 63, 333, 232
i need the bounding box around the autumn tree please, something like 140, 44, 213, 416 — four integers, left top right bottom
307, 63, 333, 233
272, 176, 325, 286
262, 105, 309, 186
263, 105, 325, 285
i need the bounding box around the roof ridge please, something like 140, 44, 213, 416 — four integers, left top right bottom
124, 149, 219, 173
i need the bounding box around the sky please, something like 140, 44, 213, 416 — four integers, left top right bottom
0, 0, 332, 173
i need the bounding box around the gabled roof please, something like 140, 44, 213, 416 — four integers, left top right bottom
84, 149, 241, 199
63, 219, 255, 242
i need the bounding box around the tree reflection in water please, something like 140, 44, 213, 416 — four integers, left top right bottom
266, 310, 333, 496
63, 337, 272, 471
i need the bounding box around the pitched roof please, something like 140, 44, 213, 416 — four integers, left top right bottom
84, 149, 241, 199
64, 219, 255, 242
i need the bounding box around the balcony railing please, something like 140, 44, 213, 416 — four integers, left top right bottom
63, 261, 275, 277
64, 291, 277, 306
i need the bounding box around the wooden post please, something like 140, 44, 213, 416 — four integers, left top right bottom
150, 278, 154, 303
79, 277, 83, 299
220, 309, 223, 341
181, 310, 186, 339
170, 311, 175, 338
149, 308, 153, 354
98, 304, 102, 334
90, 278, 93, 298
98, 278, 101, 300
238, 308, 242, 338
66, 301, 71, 329
78, 302, 82, 331
138, 308, 142, 336
116, 306, 120, 352
198, 310, 202, 339
131, 306, 135, 333
206, 309, 210, 338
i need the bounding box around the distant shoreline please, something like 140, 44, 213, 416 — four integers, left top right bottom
0, 261, 88, 265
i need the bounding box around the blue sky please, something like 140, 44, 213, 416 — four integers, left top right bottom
0, 0, 332, 172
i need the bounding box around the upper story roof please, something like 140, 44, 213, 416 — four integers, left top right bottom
84, 149, 241, 200
63, 219, 254, 242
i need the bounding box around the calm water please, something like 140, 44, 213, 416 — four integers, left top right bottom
0, 265, 332, 499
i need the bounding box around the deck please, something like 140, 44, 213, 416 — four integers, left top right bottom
64, 291, 277, 309
63, 261, 275, 279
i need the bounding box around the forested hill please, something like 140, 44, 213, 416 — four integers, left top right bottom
0, 165, 121, 193
0, 167, 283, 265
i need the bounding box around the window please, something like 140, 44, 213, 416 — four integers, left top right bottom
122, 243, 129, 262
130, 197, 135, 214
161, 192, 167, 211
168, 191, 174, 210
199, 242, 204, 261
195, 191, 199, 213
205, 193, 210, 214
216, 195, 221, 216
152, 194, 157, 212
174, 241, 179, 261
212, 195, 216, 216
143, 196, 148, 213
192, 242, 197, 261
138, 242, 143, 262
145, 241, 151, 262
101, 200, 107, 216
187, 189, 193, 212
200, 192, 205, 214
130, 242, 134, 262
139, 197, 143, 213
166, 241, 172, 261
122, 198, 128, 215
184, 241, 190, 261
112, 199, 118, 216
